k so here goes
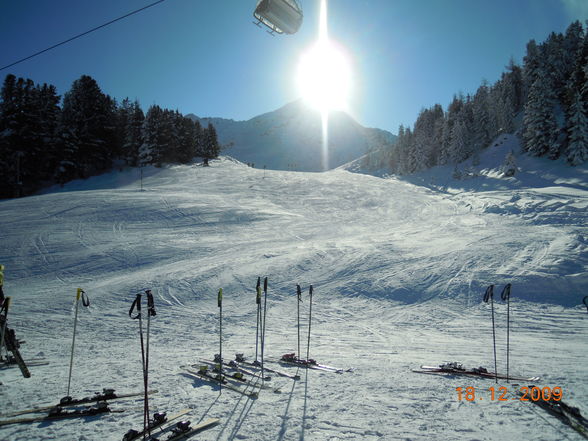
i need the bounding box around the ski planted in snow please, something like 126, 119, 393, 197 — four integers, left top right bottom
0, 295, 31, 378
123, 408, 192, 441
1, 389, 158, 418
234, 353, 300, 380
413, 362, 540, 382
147, 417, 219, 441
278, 353, 353, 373
1, 324, 30, 378
519, 389, 588, 439
182, 366, 259, 399
0, 402, 124, 426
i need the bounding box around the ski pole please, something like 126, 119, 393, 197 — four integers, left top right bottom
261, 277, 268, 381
255, 277, 261, 362
0, 264, 6, 360
483, 285, 498, 383
67, 288, 89, 398
0, 297, 11, 361
129, 293, 146, 438
218, 288, 223, 385
144, 290, 156, 438
500, 284, 511, 383
584, 295, 588, 314
306, 285, 313, 362
296, 284, 302, 360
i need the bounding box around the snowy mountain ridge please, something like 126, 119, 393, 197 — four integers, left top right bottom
187, 100, 396, 172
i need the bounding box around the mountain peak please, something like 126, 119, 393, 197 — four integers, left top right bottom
190, 101, 395, 171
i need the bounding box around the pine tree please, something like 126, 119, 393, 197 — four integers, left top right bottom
566, 91, 588, 165
522, 70, 560, 158
59, 75, 116, 180
203, 123, 220, 160
0, 74, 19, 197
501, 150, 517, 177
176, 115, 196, 163
140, 105, 163, 166
123, 100, 144, 166
472, 81, 492, 154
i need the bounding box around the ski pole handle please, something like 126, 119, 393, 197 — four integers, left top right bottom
500, 284, 511, 301
297, 284, 302, 302
146, 290, 156, 317
78, 289, 90, 307
264, 277, 268, 293
129, 294, 142, 319
483, 285, 494, 303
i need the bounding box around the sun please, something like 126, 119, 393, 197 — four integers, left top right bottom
296, 39, 352, 112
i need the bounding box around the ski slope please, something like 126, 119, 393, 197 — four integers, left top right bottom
0, 148, 586, 440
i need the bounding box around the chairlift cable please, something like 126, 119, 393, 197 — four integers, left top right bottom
0, 0, 168, 72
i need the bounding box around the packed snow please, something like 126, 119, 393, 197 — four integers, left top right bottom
0, 140, 586, 440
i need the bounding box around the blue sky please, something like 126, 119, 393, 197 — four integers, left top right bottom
1, 0, 587, 134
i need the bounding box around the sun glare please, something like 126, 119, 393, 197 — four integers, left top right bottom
297, 40, 351, 112
296, 0, 351, 113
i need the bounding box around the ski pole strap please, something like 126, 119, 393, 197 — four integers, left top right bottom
500, 284, 511, 301
297, 284, 302, 302
483, 285, 494, 303
146, 290, 156, 317
129, 294, 142, 319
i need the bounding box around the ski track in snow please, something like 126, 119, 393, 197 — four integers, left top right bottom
0, 156, 586, 440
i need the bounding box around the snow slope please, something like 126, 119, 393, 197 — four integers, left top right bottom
0, 154, 586, 441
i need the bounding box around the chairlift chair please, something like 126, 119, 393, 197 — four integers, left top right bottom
253, 0, 303, 35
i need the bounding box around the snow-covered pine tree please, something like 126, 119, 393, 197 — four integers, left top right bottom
501, 150, 517, 177
565, 90, 588, 165
472, 81, 492, 161
440, 94, 464, 165
522, 69, 560, 158
448, 117, 468, 164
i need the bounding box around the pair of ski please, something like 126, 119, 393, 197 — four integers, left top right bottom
0, 357, 48, 369
234, 354, 300, 380
0, 389, 157, 425
412, 363, 540, 382
520, 390, 588, 439
196, 359, 271, 382
0, 402, 124, 426
277, 353, 353, 374
182, 365, 263, 399
123, 408, 219, 441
